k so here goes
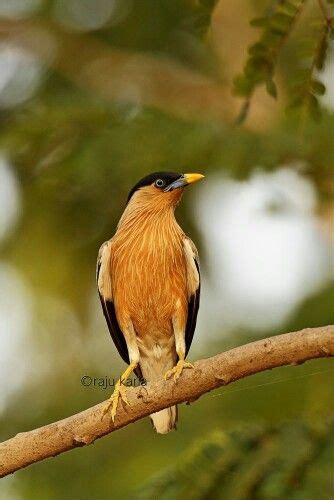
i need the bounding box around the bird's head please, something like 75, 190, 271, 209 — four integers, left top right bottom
126, 172, 205, 211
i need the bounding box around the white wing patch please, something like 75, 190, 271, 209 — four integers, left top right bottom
97, 241, 113, 300
183, 238, 200, 299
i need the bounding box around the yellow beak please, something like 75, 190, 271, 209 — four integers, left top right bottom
183, 173, 205, 185
164, 173, 205, 192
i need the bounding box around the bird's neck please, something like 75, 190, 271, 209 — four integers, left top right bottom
115, 204, 183, 248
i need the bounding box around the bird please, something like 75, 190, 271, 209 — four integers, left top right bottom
97, 171, 204, 433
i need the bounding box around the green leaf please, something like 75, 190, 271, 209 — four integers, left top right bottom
233, 75, 253, 97
277, 2, 299, 16
288, 94, 304, 109
266, 79, 278, 98
247, 57, 273, 82
270, 13, 295, 33
308, 94, 322, 120
248, 42, 268, 56
191, 0, 218, 37
250, 17, 268, 28
311, 79, 326, 96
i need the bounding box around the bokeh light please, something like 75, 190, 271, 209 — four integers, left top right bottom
53, 0, 132, 32
0, 0, 42, 19
0, 264, 32, 415
197, 168, 331, 333
0, 44, 43, 109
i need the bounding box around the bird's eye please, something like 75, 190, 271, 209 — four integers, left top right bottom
155, 179, 165, 188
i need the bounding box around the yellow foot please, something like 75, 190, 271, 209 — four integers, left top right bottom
101, 380, 129, 422
164, 359, 194, 382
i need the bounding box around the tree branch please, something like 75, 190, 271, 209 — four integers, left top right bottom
0, 326, 333, 478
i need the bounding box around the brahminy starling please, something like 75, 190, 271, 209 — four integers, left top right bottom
97, 172, 204, 433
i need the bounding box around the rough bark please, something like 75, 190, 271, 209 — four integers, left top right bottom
0, 326, 333, 478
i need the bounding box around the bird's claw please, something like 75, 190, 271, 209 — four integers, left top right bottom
101, 380, 129, 423
164, 360, 194, 382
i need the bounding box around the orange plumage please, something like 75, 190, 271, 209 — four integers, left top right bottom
112, 186, 188, 352
97, 173, 203, 433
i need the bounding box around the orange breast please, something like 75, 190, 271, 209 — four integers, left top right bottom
110, 224, 188, 342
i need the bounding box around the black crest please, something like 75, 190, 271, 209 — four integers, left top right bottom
127, 172, 182, 203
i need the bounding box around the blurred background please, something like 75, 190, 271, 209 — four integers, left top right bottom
0, 0, 333, 498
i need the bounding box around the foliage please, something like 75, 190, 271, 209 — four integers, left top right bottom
235, 1, 306, 99
136, 420, 334, 499
288, 16, 331, 119
189, 0, 219, 37
234, 0, 334, 122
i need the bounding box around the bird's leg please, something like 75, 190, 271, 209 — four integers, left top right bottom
102, 361, 138, 422
102, 318, 140, 422
164, 317, 194, 381
164, 354, 194, 382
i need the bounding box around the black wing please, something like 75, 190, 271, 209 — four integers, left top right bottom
96, 243, 130, 365
184, 241, 201, 357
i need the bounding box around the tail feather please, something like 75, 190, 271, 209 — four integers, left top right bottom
150, 405, 178, 434
139, 353, 178, 434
